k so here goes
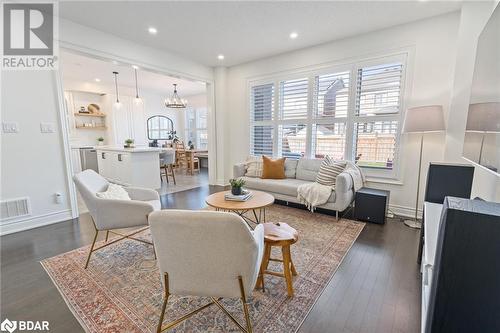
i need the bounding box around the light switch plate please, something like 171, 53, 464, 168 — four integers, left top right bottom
2, 122, 19, 133
40, 122, 56, 133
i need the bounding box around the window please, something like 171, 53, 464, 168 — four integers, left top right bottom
250, 84, 274, 156
352, 62, 403, 169
185, 108, 208, 150
249, 54, 406, 178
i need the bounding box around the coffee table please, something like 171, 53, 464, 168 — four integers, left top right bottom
205, 190, 275, 227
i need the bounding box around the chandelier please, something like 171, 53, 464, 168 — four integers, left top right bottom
165, 84, 187, 108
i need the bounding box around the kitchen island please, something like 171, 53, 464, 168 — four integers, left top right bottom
96, 146, 173, 189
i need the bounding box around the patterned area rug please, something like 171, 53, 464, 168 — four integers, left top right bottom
41, 205, 364, 333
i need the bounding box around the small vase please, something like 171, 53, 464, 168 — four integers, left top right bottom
231, 187, 242, 195
98, 141, 104, 146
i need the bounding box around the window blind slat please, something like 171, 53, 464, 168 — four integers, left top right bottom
279, 78, 309, 120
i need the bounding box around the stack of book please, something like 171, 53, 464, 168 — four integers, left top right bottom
225, 190, 252, 202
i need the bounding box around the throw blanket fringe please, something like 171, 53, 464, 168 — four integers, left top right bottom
297, 182, 333, 212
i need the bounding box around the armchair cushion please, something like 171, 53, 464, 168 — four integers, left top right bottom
96, 183, 131, 200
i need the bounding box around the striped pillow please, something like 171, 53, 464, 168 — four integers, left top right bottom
316, 156, 346, 186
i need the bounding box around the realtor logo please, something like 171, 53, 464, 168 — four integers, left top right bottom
0, 319, 17, 333
2, 2, 58, 69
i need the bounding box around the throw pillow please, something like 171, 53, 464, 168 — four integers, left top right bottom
316, 156, 346, 186
245, 156, 263, 177
261, 156, 286, 179
96, 183, 131, 200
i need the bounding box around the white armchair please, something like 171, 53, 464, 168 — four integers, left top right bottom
73, 169, 161, 268
149, 209, 264, 333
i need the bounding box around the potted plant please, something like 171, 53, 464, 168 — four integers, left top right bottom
97, 137, 104, 146
229, 178, 246, 195
124, 138, 134, 148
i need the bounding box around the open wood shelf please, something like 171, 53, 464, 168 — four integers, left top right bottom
74, 113, 106, 117
75, 126, 107, 130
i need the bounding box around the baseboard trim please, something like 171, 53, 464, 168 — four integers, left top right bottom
389, 204, 422, 219
0, 209, 73, 236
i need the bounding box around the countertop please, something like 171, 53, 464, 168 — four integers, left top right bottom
95, 146, 173, 153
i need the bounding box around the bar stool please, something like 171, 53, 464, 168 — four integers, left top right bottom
160, 151, 176, 185
256, 222, 298, 297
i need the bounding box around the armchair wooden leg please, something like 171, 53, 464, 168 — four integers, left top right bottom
238, 276, 253, 333
84, 229, 99, 269
105, 230, 109, 242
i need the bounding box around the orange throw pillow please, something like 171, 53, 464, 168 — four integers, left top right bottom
261, 156, 286, 179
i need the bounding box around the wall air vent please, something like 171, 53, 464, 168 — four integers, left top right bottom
0, 197, 31, 221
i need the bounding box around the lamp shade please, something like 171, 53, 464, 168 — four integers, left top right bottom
403, 105, 445, 133
466, 102, 500, 132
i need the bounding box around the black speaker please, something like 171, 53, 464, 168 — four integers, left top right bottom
424, 163, 474, 204
354, 187, 389, 224
425, 197, 500, 333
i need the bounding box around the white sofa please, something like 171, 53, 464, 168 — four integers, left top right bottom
233, 158, 355, 218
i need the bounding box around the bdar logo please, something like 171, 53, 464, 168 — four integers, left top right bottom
0, 319, 17, 333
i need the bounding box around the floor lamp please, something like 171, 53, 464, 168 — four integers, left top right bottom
466, 102, 500, 166
402, 105, 445, 229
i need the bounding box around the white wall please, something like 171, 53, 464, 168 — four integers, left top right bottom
1, 71, 73, 234
444, 1, 500, 202
224, 12, 461, 216
0, 18, 213, 235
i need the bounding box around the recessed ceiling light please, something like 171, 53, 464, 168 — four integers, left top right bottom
94, 78, 101, 82
289, 32, 298, 39
217, 54, 225, 60
148, 27, 158, 35
132, 65, 139, 69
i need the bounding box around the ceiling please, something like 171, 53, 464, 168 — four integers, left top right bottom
59, 1, 462, 67
60, 50, 207, 97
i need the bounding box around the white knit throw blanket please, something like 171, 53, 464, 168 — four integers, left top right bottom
297, 182, 333, 212
297, 161, 365, 212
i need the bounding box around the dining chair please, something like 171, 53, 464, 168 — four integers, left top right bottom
174, 141, 186, 168
73, 169, 161, 268
149, 210, 264, 333
160, 150, 176, 185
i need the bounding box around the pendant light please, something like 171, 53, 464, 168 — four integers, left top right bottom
112, 71, 121, 108
133, 66, 142, 103
165, 84, 187, 109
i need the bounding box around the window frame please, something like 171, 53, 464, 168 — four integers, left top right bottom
248, 51, 410, 180
185, 107, 208, 150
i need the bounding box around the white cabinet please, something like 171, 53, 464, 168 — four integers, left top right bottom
110, 97, 147, 146
96, 147, 162, 189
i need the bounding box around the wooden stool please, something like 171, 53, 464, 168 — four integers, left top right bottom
256, 222, 298, 297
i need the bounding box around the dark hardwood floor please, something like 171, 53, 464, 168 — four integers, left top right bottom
1, 185, 421, 333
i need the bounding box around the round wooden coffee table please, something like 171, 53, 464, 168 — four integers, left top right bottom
205, 190, 275, 227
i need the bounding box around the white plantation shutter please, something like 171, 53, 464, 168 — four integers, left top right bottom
352, 61, 403, 170
353, 121, 399, 169
355, 63, 403, 116
251, 125, 273, 156
311, 123, 346, 159
314, 71, 350, 118
279, 78, 308, 120
248, 55, 406, 177
250, 83, 274, 156
279, 124, 306, 158
251, 83, 274, 121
